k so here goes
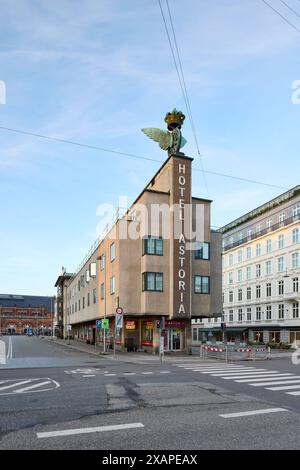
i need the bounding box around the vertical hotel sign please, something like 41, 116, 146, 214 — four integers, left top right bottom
170, 155, 193, 319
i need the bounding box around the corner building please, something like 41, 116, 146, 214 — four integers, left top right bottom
56, 153, 222, 353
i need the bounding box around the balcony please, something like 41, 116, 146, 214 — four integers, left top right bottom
223, 214, 300, 252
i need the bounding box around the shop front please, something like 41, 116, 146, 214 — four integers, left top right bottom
163, 320, 187, 351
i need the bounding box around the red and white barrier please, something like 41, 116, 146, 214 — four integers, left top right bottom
234, 348, 252, 352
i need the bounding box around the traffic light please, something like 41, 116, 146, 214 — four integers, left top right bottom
221, 322, 226, 330
156, 319, 161, 330
156, 317, 165, 330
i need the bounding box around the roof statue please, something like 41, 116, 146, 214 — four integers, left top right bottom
141, 108, 187, 156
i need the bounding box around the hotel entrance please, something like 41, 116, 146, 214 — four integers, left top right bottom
164, 320, 187, 351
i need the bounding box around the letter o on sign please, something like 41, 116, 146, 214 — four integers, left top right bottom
179, 175, 186, 185
179, 269, 185, 279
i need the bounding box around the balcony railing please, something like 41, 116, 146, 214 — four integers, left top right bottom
223, 214, 300, 252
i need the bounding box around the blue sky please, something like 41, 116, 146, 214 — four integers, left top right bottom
0, 0, 299, 295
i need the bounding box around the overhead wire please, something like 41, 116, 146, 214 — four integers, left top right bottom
0, 125, 288, 190
261, 0, 300, 33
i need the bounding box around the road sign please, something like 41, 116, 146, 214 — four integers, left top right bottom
96, 320, 102, 329
116, 307, 123, 315
115, 314, 123, 329
67, 325, 72, 331
102, 319, 109, 329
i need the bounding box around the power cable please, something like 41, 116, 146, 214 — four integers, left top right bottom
261, 0, 300, 33
278, 0, 300, 19
0, 125, 288, 190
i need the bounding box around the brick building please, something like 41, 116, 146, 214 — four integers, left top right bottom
0, 294, 54, 335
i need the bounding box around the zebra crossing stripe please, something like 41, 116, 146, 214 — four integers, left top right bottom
251, 379, 300, 387
15, 381, 52, 393
235, 374, 295, 382
211, 370, 270, 376
286, 391, 300, 396
266, 384, 300, 391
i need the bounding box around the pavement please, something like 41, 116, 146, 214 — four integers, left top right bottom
1, 335, 300, 450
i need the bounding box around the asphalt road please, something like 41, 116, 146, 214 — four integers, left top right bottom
1, 335, 300, 450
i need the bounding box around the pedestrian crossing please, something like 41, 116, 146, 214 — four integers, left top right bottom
174, 362, 300, 397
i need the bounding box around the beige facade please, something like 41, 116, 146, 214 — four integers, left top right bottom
56, 153, 222, 353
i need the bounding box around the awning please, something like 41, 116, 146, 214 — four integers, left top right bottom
198, 327, 248, 333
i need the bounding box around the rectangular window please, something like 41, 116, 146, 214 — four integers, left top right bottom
238, 250, 243, 263
293, 204, 300, 216
256, 264, 261, 278
93, 288, 97, 304
229, 310, 233, 322
256, 307, 261, 321
266, 283, 272, 297
266, 260, 272, 275
293, 302, 299, 319
278, 256, 284, 272
238, 289, 242, 301
292, 252, 299, 269
110, 276, 115, 294
78, 300, 80, 311
292, 228, 299, 244
143, 272, 163, 292
82, 297, 85, 309
247, 229, 252, 240
194, 276, 210, 294
266, 305, 272, 320
238, 309, 243, 321
278, 234, 284, 249
266, 239, 272, 253
247, 247, 251, 259
87, 293, 90, 307
266, 219, 272, 229
279, 212, 285, 223
100, 255, 105, 270
194, 242, 209, 260
110, 242, 115, 262
256, 243, 261, 257
256, 285, 261, 299
238, 269, 242, 283
229, 272, 233, 284
278, 304, 284, 319
247, 308, 252, 321
246, 266, 251, 280
229, 254, 233, 266
100, 283, 104, 300
247, 287, 251, 300
293, 277, 299, 293
256, 224, 261, 234
229, 291, 234, 302
278, 280, 284, 295
144, 237, 164, 256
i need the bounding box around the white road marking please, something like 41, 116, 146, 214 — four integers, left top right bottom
251, 379, 300, 387
266, 384, 300, 391
286, 391, 300, 396
37, 422, 144, 439
211, 369, 269, 376
83, 375, 96, 377
15, 381, 52, 393
159, 371, 171, 374
220, 408, 287, 419
0, 380, 32, 391
123, 373, 136, 376
222, 372, 282, 380
142, 372, 153, 375
104, 374, 116, 376
6, 336, 13, 359
235, 374, 295, 382
192, 367, 253, 372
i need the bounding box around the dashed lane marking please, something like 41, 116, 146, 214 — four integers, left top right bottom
220, 408, 287, 419
37, 422, 144, 439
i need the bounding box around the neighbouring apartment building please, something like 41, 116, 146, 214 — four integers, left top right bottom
0, 294, 54, 335
193, 185, 300, 348
55, 152, 222, 353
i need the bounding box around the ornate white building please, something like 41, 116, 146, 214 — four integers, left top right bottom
193, 185, 300, 348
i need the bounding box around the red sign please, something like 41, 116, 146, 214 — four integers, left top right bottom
141, 340, 153, 346
165, 320, 187, 328
116, 307, 123, 315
